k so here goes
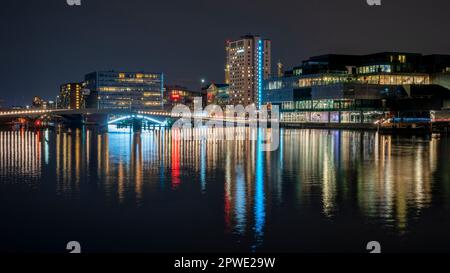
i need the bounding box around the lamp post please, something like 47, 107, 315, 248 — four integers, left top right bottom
200, 78, 206, 90
200, 78, 207, 109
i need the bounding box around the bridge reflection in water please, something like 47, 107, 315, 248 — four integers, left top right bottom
0, 128, 449, 252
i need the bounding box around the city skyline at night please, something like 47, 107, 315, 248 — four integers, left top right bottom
1, 0, 450, 106
3, 0, 450, 269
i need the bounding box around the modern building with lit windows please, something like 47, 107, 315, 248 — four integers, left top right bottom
59, 83, 83, 110
264, 52, 450, 124
225, 35, 271, 107
84, 71, 164, 110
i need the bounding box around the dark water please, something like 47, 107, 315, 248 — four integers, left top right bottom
0, 128, 449, 253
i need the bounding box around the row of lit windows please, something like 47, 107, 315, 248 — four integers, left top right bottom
117, 73, 160, 79
282, 100, 355, 111
143, 92, 162, 97
266, 74, 431, 90
99, 87, 162, 92
99, 94, 161, 99
63, 86, 81, 91
293, 69, 303, 76
267, 81, 283, 90
299, 75, 349, 87
281, 111, 383, 123
391, 55, 407, 63
357, 65, 392, 74
167, 90, 190, 96
357, 75, 430, 85
116, 78, 161, 84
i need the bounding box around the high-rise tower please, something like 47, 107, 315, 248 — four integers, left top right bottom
225, 35, 271, 107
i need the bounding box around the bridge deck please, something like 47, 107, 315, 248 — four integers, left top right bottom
0, 109, 172, 117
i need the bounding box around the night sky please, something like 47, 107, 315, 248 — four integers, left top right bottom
1, 0, 449, 106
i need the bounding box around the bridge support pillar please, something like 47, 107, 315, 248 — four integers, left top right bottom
85, 114, 108, 126
132, 118, 142, 132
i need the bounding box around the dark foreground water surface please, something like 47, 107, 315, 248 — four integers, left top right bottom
0, 128, 449, 253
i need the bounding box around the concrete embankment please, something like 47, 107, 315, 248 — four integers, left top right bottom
281, 122, 377, 130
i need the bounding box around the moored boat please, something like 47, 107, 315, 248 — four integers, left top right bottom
376, 117, 432, 134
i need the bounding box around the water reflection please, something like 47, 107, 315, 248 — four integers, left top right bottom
0, 130, 42, 185
0, 127, 449, 251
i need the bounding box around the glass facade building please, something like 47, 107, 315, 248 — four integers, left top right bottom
264, 52, 450, 124
84, 71, 164, 110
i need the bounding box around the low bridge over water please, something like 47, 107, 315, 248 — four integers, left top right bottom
0, 108, 281, 131
0, 108, 172, 128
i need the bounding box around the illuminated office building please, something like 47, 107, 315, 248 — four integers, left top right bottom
84, 71, 164, 110
264, 52, 450, 123
59, 83, 83, 109
225, 35, 271, 107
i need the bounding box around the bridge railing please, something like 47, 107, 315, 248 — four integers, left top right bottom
0, 109, 62, 117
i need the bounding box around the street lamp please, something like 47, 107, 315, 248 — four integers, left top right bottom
200, 78, 207, 91
200, 79, 206, 88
